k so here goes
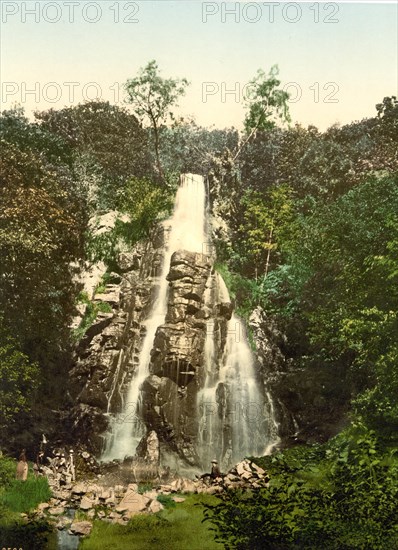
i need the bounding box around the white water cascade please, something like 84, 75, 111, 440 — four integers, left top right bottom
197, 273, 280, 470
101, 172, 280, 465
102, 173, 207, 461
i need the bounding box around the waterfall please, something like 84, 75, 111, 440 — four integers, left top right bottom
198, 273, 280, 470
101, 172, 280, 466
101, 174, 206, 461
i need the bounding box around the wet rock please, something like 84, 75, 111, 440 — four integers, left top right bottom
78, 385, 108, 409
136, 430, 160, 465
56, 516, 72, 530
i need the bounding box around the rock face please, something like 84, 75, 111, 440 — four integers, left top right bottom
67, 216, 236, 465
67, 225, 167, 454
68, 184, 295, 466
141, 251, 212, 465
249, 306, 349, 446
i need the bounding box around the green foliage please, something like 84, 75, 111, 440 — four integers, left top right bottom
0, 455, 16, 488
0, 476, 51, 513
125, 60, 189, 181
117, 176, 174, 236
0, 327, 39, 431
239, 184, 294, 278
137, 482, 153, 494
204, 426, 398, 549
0, 516, 54, 550
207, 98, 398, 547
73, 298, 113, 341
214, 261, 259, 319
156, 494, 176, 509
36, 100, 151, 210
244, 65, 291, 134
0, 459, 53, 548
126, 61, 189, 127
158, 121, 239, 176
0, 110, 88, 362
86, 177, 174, 269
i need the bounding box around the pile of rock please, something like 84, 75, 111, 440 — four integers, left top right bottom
140, 459, 269, 496
30, 458, 269, 539
34, 480, 168, 528
219, 459, 269, 490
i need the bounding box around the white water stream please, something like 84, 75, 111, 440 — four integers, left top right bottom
102, 173, 279, 465
102, 174, 206, 460
197, 274, 280, 469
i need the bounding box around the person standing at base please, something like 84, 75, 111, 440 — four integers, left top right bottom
211, 459, 221, 479
16, 450, 29, 481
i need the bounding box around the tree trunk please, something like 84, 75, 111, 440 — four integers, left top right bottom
265, 226, 274, 278
150, 116, 166, 186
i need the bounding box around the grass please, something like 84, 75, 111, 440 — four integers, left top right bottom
0, 457, 54, 549
0, 476, 51, 513
80, 493, 223, 550
73, 297, 113, 340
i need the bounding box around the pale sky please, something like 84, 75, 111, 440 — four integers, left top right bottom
1, 1, 397, 130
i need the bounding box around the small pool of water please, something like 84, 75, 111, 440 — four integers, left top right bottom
56, 509, 80, 550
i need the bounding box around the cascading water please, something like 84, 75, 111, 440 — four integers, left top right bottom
101, 172, 280, 466
102, 174, 207, 460
197, 273, 280, 470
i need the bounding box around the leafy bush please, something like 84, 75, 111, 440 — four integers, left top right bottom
73, 296, 113, 341
0, 327, 39, 432
0, 516, 54, 550
0, 455, 16, 488
203, 424, 398, 549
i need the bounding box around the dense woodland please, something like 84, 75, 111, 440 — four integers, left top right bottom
0, 60, 397, 548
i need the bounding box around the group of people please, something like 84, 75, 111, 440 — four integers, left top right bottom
15, 434, 75, 484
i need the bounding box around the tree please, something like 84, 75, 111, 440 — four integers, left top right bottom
0, 112, 87, 361
0, 325, 39, 434
234, 65, 290, 160
158, 119, 239, 176
240, 184, 293, 280
125, 61, 189, 182
35, 101, 151, 209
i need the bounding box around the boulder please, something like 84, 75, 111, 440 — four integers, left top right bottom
80, 497, 95, 511
70, 521, 93, 536
148, 499, 164, 513
56, 516, 72, 530
72, 482, 88, 494
116, 491, 149, 515
48, 506, 65, 516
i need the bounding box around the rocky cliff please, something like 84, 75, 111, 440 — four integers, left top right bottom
67, 225, 237, 465
68, 225, 167, 454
